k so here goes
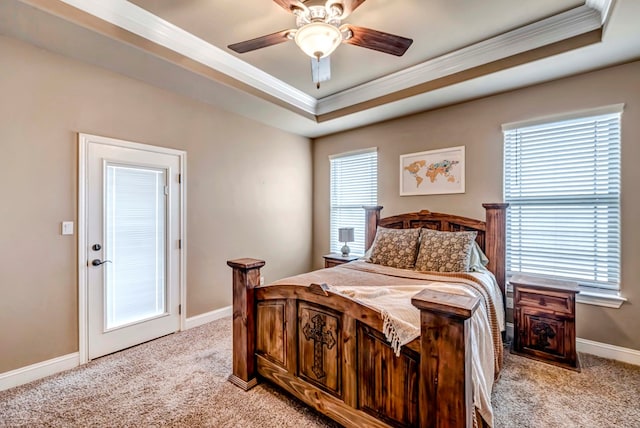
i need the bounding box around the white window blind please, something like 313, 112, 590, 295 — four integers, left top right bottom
330, 148, 378, 255
503, 109, 621, 291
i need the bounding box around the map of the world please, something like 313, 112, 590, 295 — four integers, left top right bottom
400, 147, 465, 195
404, 159, 460, 188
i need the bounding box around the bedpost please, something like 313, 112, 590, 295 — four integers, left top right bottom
363, 205, 383, 251
227, 258, 265, 391
482, 203, 509, 294
412, 289, 481, 428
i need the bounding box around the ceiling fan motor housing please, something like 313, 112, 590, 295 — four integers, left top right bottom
295, 3, 342, 27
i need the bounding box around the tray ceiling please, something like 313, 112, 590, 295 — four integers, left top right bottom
129, 0, 584, 98
1, 0, 639, 137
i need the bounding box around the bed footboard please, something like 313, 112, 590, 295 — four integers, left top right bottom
227, 259, 480, 428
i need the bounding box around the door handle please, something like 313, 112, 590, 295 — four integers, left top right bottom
91, 259, 112, 267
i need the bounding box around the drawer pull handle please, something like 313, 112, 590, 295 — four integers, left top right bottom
539, 298, 547, 306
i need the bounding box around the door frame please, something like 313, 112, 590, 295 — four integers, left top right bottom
78, 133, 187, 364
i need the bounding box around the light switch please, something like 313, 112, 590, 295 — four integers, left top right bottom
62, 221, 74, 235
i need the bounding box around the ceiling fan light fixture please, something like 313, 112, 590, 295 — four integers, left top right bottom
294, 22, 342, 59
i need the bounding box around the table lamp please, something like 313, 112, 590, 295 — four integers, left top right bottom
338, 227, 355, 257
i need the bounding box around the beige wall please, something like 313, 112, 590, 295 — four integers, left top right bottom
313, 61, 640, 351
0, 36, 312, 372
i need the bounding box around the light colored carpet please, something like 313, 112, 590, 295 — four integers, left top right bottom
0, 317, 638, 427
493, 346, 640, 427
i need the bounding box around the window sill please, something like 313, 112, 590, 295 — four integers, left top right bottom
576, 291, 627, 309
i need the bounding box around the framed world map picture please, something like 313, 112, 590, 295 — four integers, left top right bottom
400, 146, 465, 196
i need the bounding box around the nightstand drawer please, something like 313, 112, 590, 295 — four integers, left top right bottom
323, 253, 359, 268
515, 289, 573, 315
324, 260, 343, 268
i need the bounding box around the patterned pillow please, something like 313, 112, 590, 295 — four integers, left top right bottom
414, 229, 477, 272
369, 227, 421, 269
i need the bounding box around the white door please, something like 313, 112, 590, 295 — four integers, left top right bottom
81, 134, 184, 360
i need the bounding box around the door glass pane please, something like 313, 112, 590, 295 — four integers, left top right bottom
105, 164, 166, 329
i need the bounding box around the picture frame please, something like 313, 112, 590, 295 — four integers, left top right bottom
400, 146, 465, 196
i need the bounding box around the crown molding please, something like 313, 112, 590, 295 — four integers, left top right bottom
316, 3, 606, 115
53, 0, 318, 115
23, 0, 611, 123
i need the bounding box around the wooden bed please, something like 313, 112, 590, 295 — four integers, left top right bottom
227, 203, 507, 428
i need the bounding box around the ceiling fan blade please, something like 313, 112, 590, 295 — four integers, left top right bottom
311, 56, 331, 88
333, 0, 367, 18
228, 30, 292, 54
273, 0, 306, 13
343, 25, 413, 56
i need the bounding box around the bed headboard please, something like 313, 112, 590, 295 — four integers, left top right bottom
363, 203, 508, 294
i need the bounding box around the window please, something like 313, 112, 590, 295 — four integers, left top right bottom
503, 105, 622, 292
330, 148, 378, 256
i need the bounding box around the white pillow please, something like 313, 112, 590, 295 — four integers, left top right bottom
469, 241, 489, 271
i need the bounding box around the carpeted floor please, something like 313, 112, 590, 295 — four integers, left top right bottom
1, 317, 638, 427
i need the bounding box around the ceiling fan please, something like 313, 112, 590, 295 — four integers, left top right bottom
228, 0, 413, 88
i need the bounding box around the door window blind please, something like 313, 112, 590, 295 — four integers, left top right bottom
105, 165, 167, 328
503, 109, 621, 290
330, 148, 378, 255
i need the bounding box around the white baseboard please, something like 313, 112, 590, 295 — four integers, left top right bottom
505, 322, 640, 366
0, 352, 79, 392
184, 305, 232, 330
576, 338, 640, 366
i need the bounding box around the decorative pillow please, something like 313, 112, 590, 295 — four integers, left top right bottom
414, 229, 478, 272
369, 227, 421, 269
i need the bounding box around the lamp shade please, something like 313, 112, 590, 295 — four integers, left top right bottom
294, 22, 342, 58
338, 227, 355, 243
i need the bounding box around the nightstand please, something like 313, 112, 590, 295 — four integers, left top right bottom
323, 253, 360, 268
510, 274, 581, 371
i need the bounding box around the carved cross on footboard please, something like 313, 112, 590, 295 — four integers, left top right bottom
303, 314, 336, 379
